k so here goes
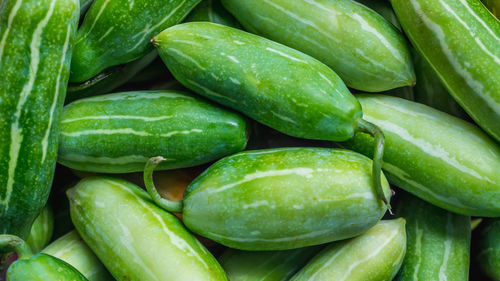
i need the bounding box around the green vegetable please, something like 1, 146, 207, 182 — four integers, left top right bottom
290, 219, 406, 281
0, 0, 79, 240
58, 90, 248, 173
477, 219, 500, 280
184, 0, 241, 28
1, 235, 87, 281
395, 193, 470, 281
221, 0, 415, 92
355, 0, 402, 30
70, 0, 200, 82
344, 95, 500, 216
154, 22, 389, 205
145, 148, 390, 250
391, 0, 500, 142
43, 230, 114, 281
26, 206, 53, 253
219, 246, 322, 281
68, 176, 227, 280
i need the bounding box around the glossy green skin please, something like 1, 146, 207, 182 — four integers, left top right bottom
391, 0, 500, 142
70, 0, 200, 82
66, 50, 157, 104
43, 230, 114, 281
221, 0, 415, 92
345, 95, 500, 216
58, 90, 248, 173
155, 22, 361, 141
0, 0, 79, 239
184, 0, 241, 28
290, 219, 406, 281
7, 253, 88, 281
395, 193, 470, 281
414, 52, 468, 119
26, 206, 53, 253
355, 0, 402, 30
219, 246, 322, 281
482, 0, 499, 18
183, 148, 390, 250
68, 176, 227, 281
478, 219, 500, 280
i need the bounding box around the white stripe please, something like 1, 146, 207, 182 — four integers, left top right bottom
185, 79, 237, 103
69, 91, 192, 104
78, 0, 111, 43
97, 26, 114, 42
3, 0, 57, 208
168, 48, 206, 70
265, 47, 306, 63
438, 213, 453, 281
59, 154, 152, 164
62, 114, 174, 123
411, 221, 423, 280
457, 0, 500, 42
0, 0, 23, 61
205, 229, 331, 243
41, 24, 71, 163
61, 128, 203, 138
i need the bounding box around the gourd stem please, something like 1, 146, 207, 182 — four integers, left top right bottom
356, 119, 391, 211
0, 235, 33, 260
144, 156, 184, 213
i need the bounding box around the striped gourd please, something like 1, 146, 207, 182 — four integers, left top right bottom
345, 95, 500, 216
221, 0, 415, 92
0, 0, 79, 240
70, 0, 201, 83
184, 0, 241, 28
395, 193, 470, 281
58, 90, 249, 173
391, 0, 500, 142
26, 206, 53, 254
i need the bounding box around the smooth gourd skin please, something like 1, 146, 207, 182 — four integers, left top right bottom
345, 95, 500, 216
58, 90, 248, 173
477, 219, 500, 281
184, 0, 241, 28
290, 219, 406, 281
355, 0, 402, 30
0, 0, 79, 240
7, 253, 88, 281
154, 22, 361, 142
221, 0, 415, 92
395, 193, 470, 281
68, 176, 227, 281
391, 0, 500, 142
26, 206, 53, 253
70, 0, 200, 82
183, 148, 390, 250
43, 230, 113, 281
219, 246, 322, 281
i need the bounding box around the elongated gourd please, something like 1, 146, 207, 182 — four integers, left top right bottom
154, 22, 389, 205
477, 219, 500, 281
395, 193, 470, 281
344, 95, 500, 216
1, 235, 87, 281
184, 0, 241, 28
70, 0, 200, 82
26, 206, 53, 253
58, 90, 249, 173
221, 0, 415, 92
0, 0, 79, 240
68, 176, 227, 281
43, 230, 114, 281
391, 0, 500, 142
145, 148, 391, 250
219, 246, 322, 281
290, 219, 406, 281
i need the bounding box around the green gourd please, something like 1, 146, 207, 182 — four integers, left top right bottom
26, 206, 53, 253
477, 219, 500, 281
184, 0, 241, 28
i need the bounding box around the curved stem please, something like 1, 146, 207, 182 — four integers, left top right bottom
0, 235, 32, 260
356, 119, 391, 211
144, 157, 184, 213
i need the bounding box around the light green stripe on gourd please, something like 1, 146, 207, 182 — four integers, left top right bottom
146, 148, 390, 250
68, 176, 227, 281
477, 219, 500, 281
482, 0, 499, 18
154, 22, 390, 206
26, 206, 53, 253
290, 219, 406, 281
70, 0, 201, 82
43, 230, 114, 281
395, 193, 470, 281
58, 90, 249, 173
221, 0, 415, 92
0, 0, 79, 240
219, 246, 322, 281
355, 0, 402, 30
184, 0, 241, 28
391, 0, 500, 142
344, 95, 500, 216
